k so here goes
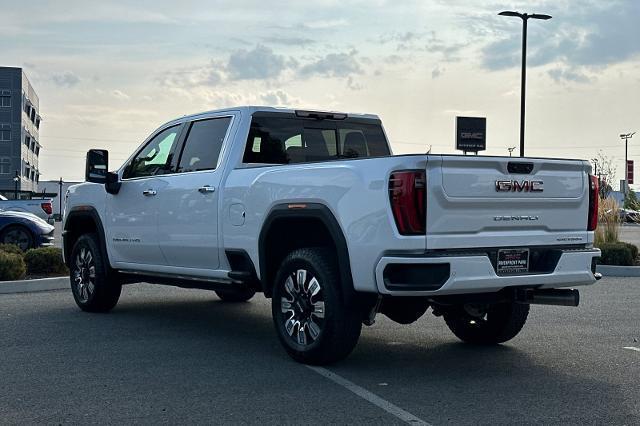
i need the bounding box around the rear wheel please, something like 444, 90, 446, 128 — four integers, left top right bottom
443, 302, 529, 344
70, 233, 121, 313
215, 288, 255, 302
272, 248, 362, 365
1, 225, 34, 251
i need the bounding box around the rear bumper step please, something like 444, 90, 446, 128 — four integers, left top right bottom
375, 248, 601, 296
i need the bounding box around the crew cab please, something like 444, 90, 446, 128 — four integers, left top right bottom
63, 106, 601, 364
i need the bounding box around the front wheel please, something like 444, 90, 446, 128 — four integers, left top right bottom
272, 248, 362, 365
70, 233, 121, 313
443, 302, 529, 345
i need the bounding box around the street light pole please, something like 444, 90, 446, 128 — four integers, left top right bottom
58, 177, 64, 221
13, 170, 19, 200
621, 132, 636, 194
498, 11, 552, 158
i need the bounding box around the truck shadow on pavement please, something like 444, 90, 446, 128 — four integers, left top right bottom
98, 293, 635, 424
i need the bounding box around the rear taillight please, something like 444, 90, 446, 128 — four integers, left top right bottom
389, 170, 426, 235
41, 202, 52, 215
587, 174, 598, 231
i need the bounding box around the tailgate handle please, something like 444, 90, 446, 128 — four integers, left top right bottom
507, 162, 534, 174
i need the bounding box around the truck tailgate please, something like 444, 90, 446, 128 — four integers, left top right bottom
426, 156, 591, 250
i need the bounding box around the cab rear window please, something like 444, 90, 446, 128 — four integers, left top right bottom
243, 115, 390, 164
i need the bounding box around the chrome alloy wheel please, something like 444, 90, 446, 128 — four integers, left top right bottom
73, 247, 96, 303
280, 269, 325, 346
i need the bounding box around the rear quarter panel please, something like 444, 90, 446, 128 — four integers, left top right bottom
222, 155, 429, 292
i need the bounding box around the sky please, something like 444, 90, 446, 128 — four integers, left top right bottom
1, 0, 639, 184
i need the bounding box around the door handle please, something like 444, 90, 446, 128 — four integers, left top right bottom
142, 189, 157, 196
198, 185, 215, 194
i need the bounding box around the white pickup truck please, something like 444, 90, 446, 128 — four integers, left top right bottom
63, 106, 601, 364
0, 194, 53, 222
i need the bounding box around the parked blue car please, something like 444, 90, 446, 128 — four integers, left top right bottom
0, 210, 55, 251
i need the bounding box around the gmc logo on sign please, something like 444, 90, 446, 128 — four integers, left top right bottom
495, 180, 544, 192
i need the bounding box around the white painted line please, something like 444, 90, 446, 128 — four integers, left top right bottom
623, 347, 640, 352
307, 366, 432, 426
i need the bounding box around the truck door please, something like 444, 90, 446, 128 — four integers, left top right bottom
156, 115, 234, 270
106, 124, 183, 266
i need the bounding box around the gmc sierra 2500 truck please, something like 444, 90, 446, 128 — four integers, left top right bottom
63, 106, 601, 364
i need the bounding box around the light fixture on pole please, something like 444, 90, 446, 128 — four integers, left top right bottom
621, 132, 636, 194
13, 171, 19, 200
508, 146, 516, 157
498, 11, 552, 157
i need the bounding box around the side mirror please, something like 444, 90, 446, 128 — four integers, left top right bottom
105, 171, 121, 195
85, 149, 109, 183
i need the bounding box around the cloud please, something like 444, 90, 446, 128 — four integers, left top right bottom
112, 89, 130, 100
51, 71, 80, 87
226, 44, 288, 80
299, 50, 362, 78
547, 66, 592, 84
431, 66, 443, 79
479, 2, 640, 81
262, 36, 315, 47
260, 90, 298, 106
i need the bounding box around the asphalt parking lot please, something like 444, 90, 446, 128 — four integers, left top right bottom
1, 278, 638, 425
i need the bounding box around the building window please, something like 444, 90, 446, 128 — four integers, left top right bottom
30, 169, 35, 181
30, 140, 35, 151
0, 158, 10, 174
0, 124, 10, 142
25, 135, 30, 146
35, 116, 41, 129
35, 145, 40, 156
30, 108, 35, 122
0, 90, 10, 108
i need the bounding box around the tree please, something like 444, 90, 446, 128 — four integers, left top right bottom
592, 151, 616, 198
624, 189, 640, 210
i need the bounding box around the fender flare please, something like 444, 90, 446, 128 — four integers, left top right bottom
63, 207, 110, 268
258, 203, 355, 300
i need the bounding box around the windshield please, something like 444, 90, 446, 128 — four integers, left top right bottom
243, 115, 391, 164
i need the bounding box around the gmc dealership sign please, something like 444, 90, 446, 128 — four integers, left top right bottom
456, 116, 486, 153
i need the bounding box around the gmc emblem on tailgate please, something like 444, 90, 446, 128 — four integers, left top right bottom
495, 180, 543, 192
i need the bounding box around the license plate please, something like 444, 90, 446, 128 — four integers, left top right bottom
497, 248, 530, 275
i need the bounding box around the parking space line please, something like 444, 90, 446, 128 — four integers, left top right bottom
306, 366, 432, 425
623, 346, 640, 352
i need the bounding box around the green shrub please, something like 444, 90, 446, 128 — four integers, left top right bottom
598, 242, 635, 266
621, 242, 639, 260
24, 247, 68, 276
0, 251, 26, 280
0, 243, 25, 256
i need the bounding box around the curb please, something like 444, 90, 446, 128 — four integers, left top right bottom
596, 264, 640, 277
0, 276, 69, 294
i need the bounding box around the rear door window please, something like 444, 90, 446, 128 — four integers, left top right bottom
243, 115, 390, 164
177, 117, 232, 172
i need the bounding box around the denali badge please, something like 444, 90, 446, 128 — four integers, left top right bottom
494, 215, 539, 221
495, 180, 543, 192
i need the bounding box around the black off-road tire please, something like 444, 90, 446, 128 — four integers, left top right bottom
215, 288, 256, 302
443, 302, 530, 345
272, 248, 362, 365
69, 233, 121, 313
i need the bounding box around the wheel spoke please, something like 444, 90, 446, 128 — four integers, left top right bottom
284, 276, 296, 298
297, 324, 307, 345
312, 301, 325, 319
86, 282, 95, 297
281, 298, 293, 314
85, 251, 93, 265
285, 317, 297, 336
296, 269, 307, 289
307, 277, 320, 297
307, 318, 321, 340
88, 266, 96, 279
